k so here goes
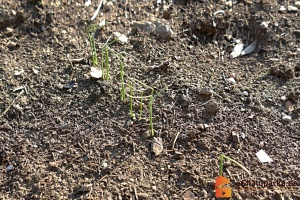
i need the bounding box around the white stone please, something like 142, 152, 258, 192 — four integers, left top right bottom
101, 162, 108, 168
230, 43, 244, 59
287, 5, 298, 12
90, 67, 102, 79
256, 150, 273, 163
113, 32, 128, 44
280, 95, 288, 102
132, 20, 173, 40
6, 164, 13, 170
279, 6, 286, 12
228, 77, 236, 84
243, 91, 249, 96
282, 113, 292, 122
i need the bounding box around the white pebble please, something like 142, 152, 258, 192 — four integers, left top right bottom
288, 5, 298, 12
280, 96, 288, 102
279, 6, 286, 12
282, 113, 292, 122
228, 77, 236, 84
6, 164, 13, 171
242, 91, 249, 96
101, 162, 108, 168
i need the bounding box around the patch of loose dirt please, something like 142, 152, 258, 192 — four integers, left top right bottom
1, 0, 299, 199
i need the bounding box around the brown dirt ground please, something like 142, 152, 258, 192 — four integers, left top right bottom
0, 0, 299, 199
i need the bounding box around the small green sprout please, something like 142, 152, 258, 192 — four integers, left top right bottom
87, 24, 98, 66
219, 154, 250, 177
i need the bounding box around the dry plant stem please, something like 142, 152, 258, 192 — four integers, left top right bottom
124, 74, 153, 90
0, 90, 24, 119
125, 93, 152, 99
122, 83, 153, 99
61, 55, 92, 64
172, 132, 181, 150
90, 0, 103, 20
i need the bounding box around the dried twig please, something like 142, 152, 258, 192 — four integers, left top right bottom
91, 0, 103, 21
172, 132, 181, 150
61, 55, 92, 65
0, 90, 24, 119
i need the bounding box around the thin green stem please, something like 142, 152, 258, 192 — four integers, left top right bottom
219, 154, 251, 176
139, 92, 143, 119
119, 55, 126, 102
101, 47, 104, 72
129, 82, 135, 119
124, 74, 153, 90
105, 47, 109, 80
219, 155, 224, 176
87, 24, 98, 66
149, 89, 154, 136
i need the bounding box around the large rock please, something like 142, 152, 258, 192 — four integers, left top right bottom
132, 19, 173, 40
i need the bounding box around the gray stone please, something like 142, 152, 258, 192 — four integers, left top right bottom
132, 20, 173, 40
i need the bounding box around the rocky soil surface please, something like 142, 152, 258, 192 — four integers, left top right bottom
0, 0, 299, 199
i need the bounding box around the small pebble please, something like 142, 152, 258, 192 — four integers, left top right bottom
201, 189, 208, 198
204, 124, 210, 129
151, 137, 163, 156
279, 6, 286, 12
240, 132, 246, 139
6, 164, 13, 171
197, 124, 206, 130
228, 77, 236, 84
225, 0, 232, 7
7, 41, 17, 48
287, 5, 298, 12
127, 120, 133, 126
259, 141, 264, 148
260, 21, 270, 29
142, 131, 151, 139
285, 100, 294, 112
101, 162, 108, 168
282, 113, 292, 122
280, 96, 288, 102
232, 131, 240, 143
242, 91, 249, 96
294, 30, 300, 38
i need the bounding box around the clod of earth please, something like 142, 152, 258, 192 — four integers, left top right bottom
151, 137, 163, 156
269, 64, 295, 79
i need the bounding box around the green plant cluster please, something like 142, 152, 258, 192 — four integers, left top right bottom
86, 24, 157, 136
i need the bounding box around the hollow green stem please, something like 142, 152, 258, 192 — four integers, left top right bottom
129, 82, 135, 119
149, 89, 154, 136
139, 92, 143, 119
219, 154, 251, 176
119, 55, 126, 102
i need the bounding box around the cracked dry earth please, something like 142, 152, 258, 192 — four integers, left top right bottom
0, 0, 300, 199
